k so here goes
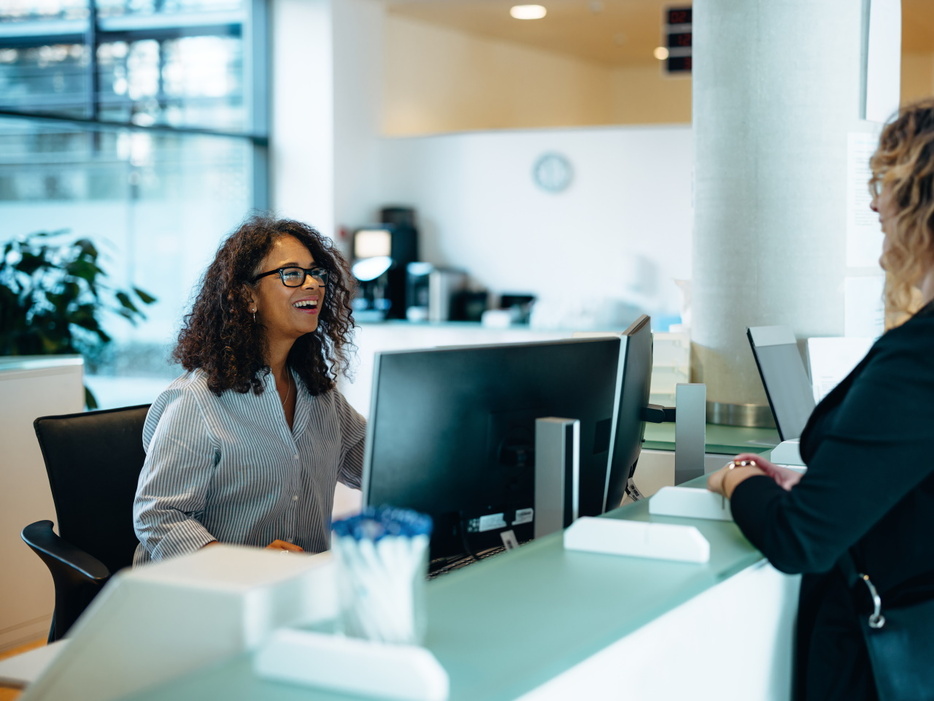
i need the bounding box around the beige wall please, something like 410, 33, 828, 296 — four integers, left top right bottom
902, 52, 934, 105
609, 64, 692, 124
383, 15, 687, 135
385, 15, 934, 135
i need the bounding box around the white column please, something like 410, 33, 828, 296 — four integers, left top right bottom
691, 0, 897, 417
270, 0, 335, 232
270, 0, 386, 247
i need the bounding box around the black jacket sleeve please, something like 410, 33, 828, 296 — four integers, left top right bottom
730, 321, 934, 577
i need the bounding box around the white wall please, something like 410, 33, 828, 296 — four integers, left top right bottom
332, 0, 387, 239
272, 0, 391, 252
270, 0, 335, 232
376, 125, 694, 328
270, 1, 694, 329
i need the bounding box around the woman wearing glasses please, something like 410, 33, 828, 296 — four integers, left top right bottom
708, 99, 934, 700
133, 216, 365, 563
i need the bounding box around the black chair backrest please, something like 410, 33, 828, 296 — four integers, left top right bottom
33, 404, 150, 574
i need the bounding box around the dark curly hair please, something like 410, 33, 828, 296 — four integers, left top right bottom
173, 215, 356, 396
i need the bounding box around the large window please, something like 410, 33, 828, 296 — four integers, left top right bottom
0, 0, 268, 408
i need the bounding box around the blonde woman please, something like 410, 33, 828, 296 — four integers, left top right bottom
709, 99, 934, 700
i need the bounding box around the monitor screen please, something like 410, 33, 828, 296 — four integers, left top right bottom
746, 325, 816, 441
361, 337, 621, 566
603, 314, 654, 512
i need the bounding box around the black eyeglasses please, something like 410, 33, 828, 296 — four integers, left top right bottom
252, 266, 329, 287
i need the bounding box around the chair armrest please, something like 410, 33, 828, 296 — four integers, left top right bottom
22, 520, 112, 582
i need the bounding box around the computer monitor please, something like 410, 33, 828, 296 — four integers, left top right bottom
361, 337, 621, 565
746, 325, 816, 441
603, 314, 654, 512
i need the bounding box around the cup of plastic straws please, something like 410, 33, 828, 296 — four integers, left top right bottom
331, 506, 433, 645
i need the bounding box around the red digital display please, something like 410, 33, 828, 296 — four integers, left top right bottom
666, 55, 692, 73
666, 7, 692, 25
666, 31, 692, 49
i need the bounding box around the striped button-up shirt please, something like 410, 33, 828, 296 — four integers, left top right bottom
133, 368, 366, 564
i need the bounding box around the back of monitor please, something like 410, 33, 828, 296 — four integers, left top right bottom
746, 325, 816, 442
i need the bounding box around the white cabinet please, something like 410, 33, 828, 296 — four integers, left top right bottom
0, 356, 84, 651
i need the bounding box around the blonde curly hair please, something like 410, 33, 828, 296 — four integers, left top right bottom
869, 98, 934, 319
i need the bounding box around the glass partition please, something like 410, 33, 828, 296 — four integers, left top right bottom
0, 0, 267, 408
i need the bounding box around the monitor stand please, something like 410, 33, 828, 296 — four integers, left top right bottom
533, 417, 580, 539
632, 382, 708, 498
674, 383, 707, 484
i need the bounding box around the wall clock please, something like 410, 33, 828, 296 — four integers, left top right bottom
533, 152, 573, 193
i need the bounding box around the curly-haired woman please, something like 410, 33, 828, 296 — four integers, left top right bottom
133, 216, 366, 563
708, 99, 934, 700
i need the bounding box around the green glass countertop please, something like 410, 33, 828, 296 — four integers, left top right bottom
644, 421, 780, 456
122, 478, 768, 701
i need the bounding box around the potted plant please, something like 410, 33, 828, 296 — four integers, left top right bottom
0, 229, 156, 408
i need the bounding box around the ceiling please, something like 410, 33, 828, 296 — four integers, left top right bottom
386, 0, 934, 68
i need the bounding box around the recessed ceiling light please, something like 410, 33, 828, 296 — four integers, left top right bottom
653, 47, 670, 60
510, 5, 547, 20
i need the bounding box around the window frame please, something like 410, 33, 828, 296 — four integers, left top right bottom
0, 0, 269, 209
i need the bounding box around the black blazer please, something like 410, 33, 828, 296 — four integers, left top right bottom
731, 301, 934, 701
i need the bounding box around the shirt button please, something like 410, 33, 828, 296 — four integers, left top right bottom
293, 455, 299, 461
292, 495, 298, 501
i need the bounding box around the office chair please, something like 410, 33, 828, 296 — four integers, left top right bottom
22, 404, 150, 642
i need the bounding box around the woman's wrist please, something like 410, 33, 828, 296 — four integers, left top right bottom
721, 460, 765, 499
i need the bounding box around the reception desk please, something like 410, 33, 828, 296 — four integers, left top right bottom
22, 478, 798, 701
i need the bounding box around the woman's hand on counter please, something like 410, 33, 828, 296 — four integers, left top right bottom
736, 452, 804, 491
266, 539, 304, 553
707, 452, 803, 500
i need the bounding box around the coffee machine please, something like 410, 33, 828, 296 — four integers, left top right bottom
350, 207, 419, 321
405, 263, 468, 322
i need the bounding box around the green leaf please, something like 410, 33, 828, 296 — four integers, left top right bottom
15, 252, 47, 276
66, 259, 101, 283
74, 239, 99, 260
58, 281, 82, 304
72, 305, 102, 332
115, 290, 140, 314
39, 333, 68, 355
84, 385, 98, 410
134, 287, 157, 304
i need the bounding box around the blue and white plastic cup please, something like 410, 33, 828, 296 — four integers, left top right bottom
331, 506, 432, 645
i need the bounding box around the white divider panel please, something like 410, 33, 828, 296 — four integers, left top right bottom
563, 517, 709, 563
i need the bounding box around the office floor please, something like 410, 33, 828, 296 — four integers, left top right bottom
0, 639, 42, 701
